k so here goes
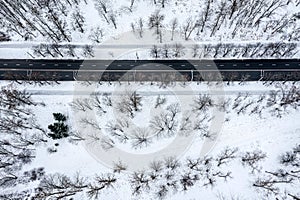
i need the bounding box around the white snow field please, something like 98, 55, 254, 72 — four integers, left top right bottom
1, 0, 300, 59
0, 80, 299, 199
1, 0, 300, 199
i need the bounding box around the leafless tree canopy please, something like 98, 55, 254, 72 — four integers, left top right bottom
33, 172, 116, 199
0, 86, 46, 196
150, 103, 180, 138
148, 10, 165, 36
241, 150, 267, 173
116, 91, 143, 118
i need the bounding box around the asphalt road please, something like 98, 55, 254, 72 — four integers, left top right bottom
1, 59, 300, 81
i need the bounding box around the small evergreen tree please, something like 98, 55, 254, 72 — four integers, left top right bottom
48, 113, 69, 140
53, 113, 67, 122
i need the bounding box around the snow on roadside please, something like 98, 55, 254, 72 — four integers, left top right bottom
4, 80, 298, 199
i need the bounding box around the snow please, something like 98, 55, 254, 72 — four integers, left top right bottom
1, 80, 299, 199
1, 0, 300, 59
1, 0, 300, 198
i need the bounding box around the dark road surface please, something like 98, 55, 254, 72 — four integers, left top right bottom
1, 59, 300, 82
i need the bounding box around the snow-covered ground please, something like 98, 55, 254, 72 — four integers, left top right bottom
0, 80, 299, 199
1, 0, 300, 199
1, 0, 300, 59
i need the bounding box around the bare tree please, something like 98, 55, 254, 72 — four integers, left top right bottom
100, 136, 115, 150
71, 10, 85, 33
80, 118, 102, 131
193, 94, 214, 114
89, 27, 104, 43
128, 0, 136, 12
95, 0, 110, 23
155, 95, 166, 108
92, 94, 107, 115
189, 156, 232, 187
280, 151, 299, 167
137, 17, 144, 38
163, 157, 180, 171
150, 103, 180, 138
113, 160, 127, 173
182, 17, 199, 40
193, 114, 212, 139
149, 10, 165, 36
210, 1, 228, 37
130, 171, 151, 195
252, 175, 292, 196
98, 94, 111, 107
117, 90, 142, 118
106, 120, 129, 143
241, 150, 267, 173
170, 18, 178, 41
216, 147, 239, 167
109, 13, 117, 29
131, 128, 152, 149
180, 172, 199, 190
198, 0, 212, 33
35, 173, 87, 199
179, 111, 193, 136
82, 45, 94, 58
150, 45, 160, 58
173, 43, 184, 58
149, 160, 164, 173
66, 44, 77, 57
70, 98, 93, 112
87, 174, 116, 199
156, 184, 169, 199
